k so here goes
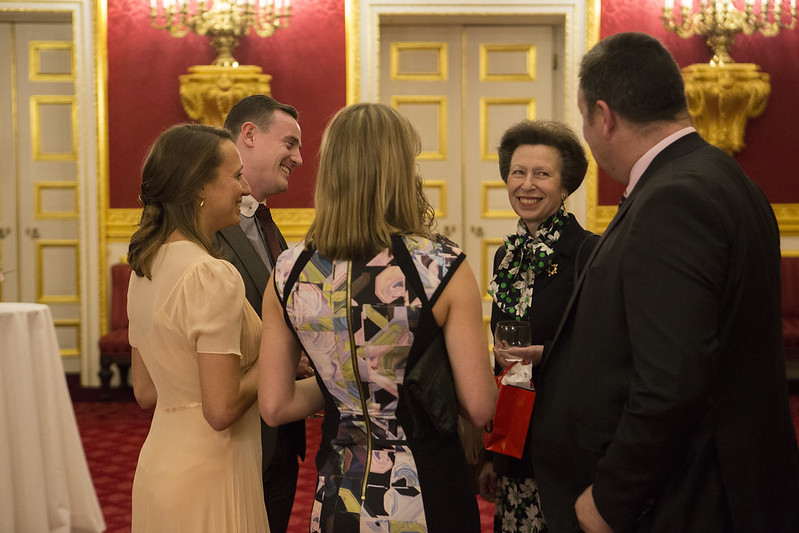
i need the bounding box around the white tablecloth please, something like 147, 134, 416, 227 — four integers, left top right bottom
0, 303, 105, 533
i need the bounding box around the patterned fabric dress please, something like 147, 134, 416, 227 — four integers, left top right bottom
274, 235, 467, 533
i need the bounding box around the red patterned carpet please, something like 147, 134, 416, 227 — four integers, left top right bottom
73, 397, 799, 532
73, 402, 496, 532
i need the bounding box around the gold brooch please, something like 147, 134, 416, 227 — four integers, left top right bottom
547, 263, 558, 276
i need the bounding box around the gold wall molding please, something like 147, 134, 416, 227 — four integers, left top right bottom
30, 95, 77, 161
583, 0, 602, 234
586, 197, 799, 237
481, 237, 503, 301
390, 42, 448, 81
53, 318, 81, 357
34, 181, 79, 219
422, 180, 447, 217
481, 182, 516, 219
479, 44, 536, 82
106, 208, 142, 240
272, 208, 316, 239
390, 95, 448, 160
105, 207, 315, 240
29, 40, 73, 82
773, 204, 799, 236
480, 97, 535, 161
179, 64, 272, 127
36, 239, 80, 303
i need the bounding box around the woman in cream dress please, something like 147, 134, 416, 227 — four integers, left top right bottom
127, 124, 269, 532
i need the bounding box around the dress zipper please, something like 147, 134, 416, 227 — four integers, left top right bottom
345, 261, 373, 502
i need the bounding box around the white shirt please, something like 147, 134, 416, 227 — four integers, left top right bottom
238, 195, 273, 269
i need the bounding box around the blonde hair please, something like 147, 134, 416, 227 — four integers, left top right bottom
306, 103, 435, 259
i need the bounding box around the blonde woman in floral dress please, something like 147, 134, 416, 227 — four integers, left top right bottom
259, 103, 497, 533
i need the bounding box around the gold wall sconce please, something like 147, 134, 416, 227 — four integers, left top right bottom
150, 0, 291, 126
662, 1, 796, 154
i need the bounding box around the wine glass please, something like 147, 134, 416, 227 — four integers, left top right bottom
494, 320, 531, 363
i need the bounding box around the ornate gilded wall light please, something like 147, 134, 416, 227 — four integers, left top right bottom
150, 0, 292, 125
662, 0, 796, 154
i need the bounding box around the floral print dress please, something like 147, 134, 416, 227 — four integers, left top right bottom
274, 235, 465, 533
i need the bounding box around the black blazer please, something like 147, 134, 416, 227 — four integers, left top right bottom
489, 215, 598, 480
530, 133, 799, 532
216, 224, 306, 469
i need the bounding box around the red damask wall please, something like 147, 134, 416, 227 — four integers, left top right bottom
106, 1, 798, 209
107, 0, 345, 208
598, 0, 799, 206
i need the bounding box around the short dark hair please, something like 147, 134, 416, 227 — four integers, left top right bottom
497, 120, 588, 194
223, 94, 299, 140
579, 32, 687, 125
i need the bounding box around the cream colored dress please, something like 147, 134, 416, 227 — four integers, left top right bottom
128, 241, 268, 533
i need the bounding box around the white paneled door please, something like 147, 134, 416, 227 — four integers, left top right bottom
381, 23, 557, 322
0, 20, 83, 369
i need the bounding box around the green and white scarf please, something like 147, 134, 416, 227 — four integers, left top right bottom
488, 206, 570, 319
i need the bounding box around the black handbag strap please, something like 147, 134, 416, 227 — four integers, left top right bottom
277, 245, 316, 328
390, 234, 430, 306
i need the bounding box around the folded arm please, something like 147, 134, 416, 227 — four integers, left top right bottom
259, 274, 325, 426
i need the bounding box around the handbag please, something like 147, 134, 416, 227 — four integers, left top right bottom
483, 363, 536, 459
393, 235, 461, 436
403, 327, 459, 436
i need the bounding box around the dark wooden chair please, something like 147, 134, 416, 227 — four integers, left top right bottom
782, 255, 799, 380
98, 262, 132, 400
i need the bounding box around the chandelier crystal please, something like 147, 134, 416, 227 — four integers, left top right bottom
662, 0, 796, 65
150, 0, 291, 67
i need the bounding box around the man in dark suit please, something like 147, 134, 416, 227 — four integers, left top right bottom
530, 32, 799, 532
215, 94, 307, 533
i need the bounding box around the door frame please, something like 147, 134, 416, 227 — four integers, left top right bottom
346, 0, 601, 229
0, 0, 106, 386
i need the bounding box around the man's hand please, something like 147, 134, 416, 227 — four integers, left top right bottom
295, 353, 315, 379
493, 343, 544, 368
477, 461, 498, 502
576, 485, 613, 533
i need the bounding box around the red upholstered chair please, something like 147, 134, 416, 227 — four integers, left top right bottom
98, 262, 133, 400
781, 256, 799, 380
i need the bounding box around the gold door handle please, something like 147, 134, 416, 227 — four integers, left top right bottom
470, 226, 484, 237
25, 227, 40, 239
0, 227, 11, 239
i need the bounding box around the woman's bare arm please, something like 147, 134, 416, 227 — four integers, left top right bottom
432, 260, 497, 427
259, 275, 325, 426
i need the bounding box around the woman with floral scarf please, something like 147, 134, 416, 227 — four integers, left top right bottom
478, 120, 599, 533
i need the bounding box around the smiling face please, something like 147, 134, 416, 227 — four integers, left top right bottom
240, 110, 302, 201
199, 140, 250, 237
506, 144, 568, 233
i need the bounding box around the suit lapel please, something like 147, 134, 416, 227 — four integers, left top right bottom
538, 205, 628, 370
539, 133, 708, 371
218, 225, 270, 301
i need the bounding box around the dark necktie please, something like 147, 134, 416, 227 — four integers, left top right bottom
254, 204, 283, 263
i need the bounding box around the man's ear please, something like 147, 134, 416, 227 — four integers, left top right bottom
240, 122, 257, 147
595, 100, 616, 138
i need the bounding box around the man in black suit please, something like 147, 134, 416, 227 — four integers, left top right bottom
216, 94, 307, 533
530, 32, 799, 532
